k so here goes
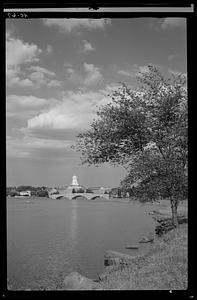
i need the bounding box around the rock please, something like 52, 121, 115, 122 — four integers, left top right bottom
104, 250, 132, 266
125, 245, 139, 249
62, 272, 101, 290
148, 211, 155, 215
139, 236, 154, 243
155, 215, 188, 236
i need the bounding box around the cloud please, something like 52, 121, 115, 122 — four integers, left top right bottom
7, 94, 49, 109
25, 127, 81, 141
29, 66, 55, 76
65, 63, 103, 88
6, 33, 61, 89
168, 69, 187, 78
28, 71, 46, 87
28, 110, 80, 130
168, 54, 179, 61
117, 69, 135, 77
135, 65, 150, 74
7, 85, 117, 160
81, 40, 95, 52
28, 66, 62, 88
7, 74, 34, 88
168, 53, 181, 61
6, 94, 59, 120
47, 80, 62, 87
42, 18, 111, 33
6, 35, 41, 68
116, 64, 151, 80
26, 88, 112, 133
161, 18, 186, 30
84, 63, 103, 86
46, 44, 53, 54
66, 67, 84, 86
6, 135, 73, 159
6, 33, 42, 88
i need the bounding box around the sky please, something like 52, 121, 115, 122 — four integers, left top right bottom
6, 17, 187, 188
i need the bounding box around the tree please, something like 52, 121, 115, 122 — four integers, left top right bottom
86, 188, 94, 193
37, 190, 49, 197
74, 65, 187, 227
77, 188, 85, 193
9, 191, 19, 197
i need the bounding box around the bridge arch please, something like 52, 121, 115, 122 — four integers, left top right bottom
89, 195, 101, 200
56, 195, 64, 199
71, 194, 88, 200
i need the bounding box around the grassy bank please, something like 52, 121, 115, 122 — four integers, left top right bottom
98, 222, 187, 290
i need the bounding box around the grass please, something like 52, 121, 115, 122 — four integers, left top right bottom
98, 223, 188, 290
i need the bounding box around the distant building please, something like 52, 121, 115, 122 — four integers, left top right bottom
49, 188, 59, 195
19, 190, 31, 197
87, 187, 111, 194
66, 175, 86, 193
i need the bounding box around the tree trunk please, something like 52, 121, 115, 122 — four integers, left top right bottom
170, 197, 179, 227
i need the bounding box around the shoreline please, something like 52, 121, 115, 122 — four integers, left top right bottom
60, 199, 188, 290
96, 223, 187, 290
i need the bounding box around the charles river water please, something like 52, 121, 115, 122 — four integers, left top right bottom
7, 197, 156, 290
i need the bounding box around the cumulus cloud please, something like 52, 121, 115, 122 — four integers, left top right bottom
6, 35, 41, 68
81, 40, 95, 52
27, 93, 93, 130
26, 88, 112, 132
28, 66, 62, 88
6, 33, 61, 89
7, 94, 49, 109
65, 63, 103, 87
84, 63, 103, 86
161, 18, 186, 30
42, 18, 111, 33
7, 75, 34, 88
47, 80, 62, 87
66, 66, 83, 85
6, 94, 59, 120
6, 33, 42, 88
29, 66, 55, 76
7, 85, 116, 159
46, 44, 53, 54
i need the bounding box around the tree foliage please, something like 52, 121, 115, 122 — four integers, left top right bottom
74, 65, 187, 226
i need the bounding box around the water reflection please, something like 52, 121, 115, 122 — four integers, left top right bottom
69, 200, 78, 243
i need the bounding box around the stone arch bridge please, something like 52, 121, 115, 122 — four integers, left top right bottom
50, 192, 109, 200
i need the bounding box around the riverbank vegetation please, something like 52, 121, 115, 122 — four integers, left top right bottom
98, 200, 188, 290
98, 223, 187, 290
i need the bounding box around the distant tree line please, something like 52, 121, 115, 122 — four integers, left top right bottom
7, 186, 49, 197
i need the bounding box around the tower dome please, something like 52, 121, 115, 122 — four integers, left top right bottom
71, 175, 79, 186
66, 175, 86, 193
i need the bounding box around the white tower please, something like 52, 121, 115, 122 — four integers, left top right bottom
72, 175, 79, 186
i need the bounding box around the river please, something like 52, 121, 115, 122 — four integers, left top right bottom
7, 197, 156, 290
